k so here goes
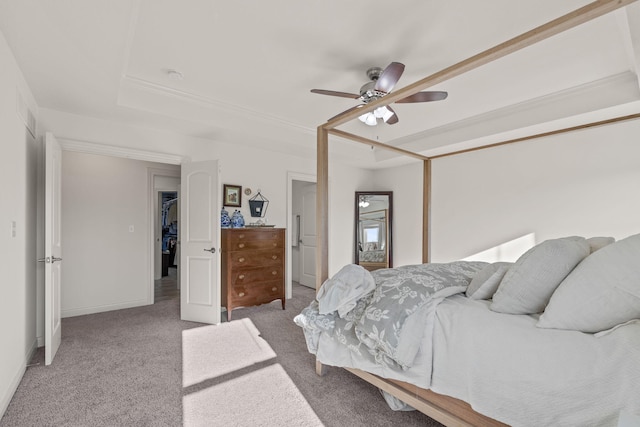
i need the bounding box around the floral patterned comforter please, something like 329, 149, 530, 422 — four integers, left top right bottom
294, 261, 487, 371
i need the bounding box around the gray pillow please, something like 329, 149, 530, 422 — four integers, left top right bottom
490, 237, 590, 314
466, 262, 513, 300
538, 233, 640, 333
586, 236, 615, 253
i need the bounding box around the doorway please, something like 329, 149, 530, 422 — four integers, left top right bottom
151, 172, 181, 304
288, 172, 317, 292
155, 191, 179, 302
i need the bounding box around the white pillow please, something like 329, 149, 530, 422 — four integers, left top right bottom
537, 233, 640, 333
466, 262, 512, 300
316, 264, 375, 317
490, 236, 590, 314
586, 236, 615, 253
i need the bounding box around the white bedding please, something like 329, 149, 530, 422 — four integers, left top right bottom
430, 295, 640, 427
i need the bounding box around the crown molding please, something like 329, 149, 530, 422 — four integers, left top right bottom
119, 74, 315, 135
58, 137, 186, 165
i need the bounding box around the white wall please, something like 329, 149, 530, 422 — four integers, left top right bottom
348, 131, 640, 269
372, 162, 424, 267
430, 122, 640, 262
378, 120, 640, 266
0, 30, 39, 418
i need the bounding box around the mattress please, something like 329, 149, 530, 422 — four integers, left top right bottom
430, 295, 640, 427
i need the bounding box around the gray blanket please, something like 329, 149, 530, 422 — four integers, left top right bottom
295, 261, 487, 370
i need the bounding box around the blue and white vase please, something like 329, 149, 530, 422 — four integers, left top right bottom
231, 210, 245, 228
221, 208, 231, 228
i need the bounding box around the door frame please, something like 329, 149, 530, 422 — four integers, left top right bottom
55, 139, 186, 310
147, 168, 181, 304
286, 171, 316, 298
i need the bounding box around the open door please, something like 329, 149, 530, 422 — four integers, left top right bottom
180, 160, 220, 324
44, 132, 62, 365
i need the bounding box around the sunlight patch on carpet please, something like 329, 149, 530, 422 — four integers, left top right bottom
182, 318, 276, 388
183, 363, 323, 427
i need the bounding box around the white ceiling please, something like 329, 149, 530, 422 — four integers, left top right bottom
1, 0, 640, 168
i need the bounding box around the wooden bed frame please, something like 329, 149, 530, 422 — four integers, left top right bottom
313, 1, 638, 426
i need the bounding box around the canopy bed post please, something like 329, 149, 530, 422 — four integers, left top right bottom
423, 159, 431, 264
316, 125, 330, 376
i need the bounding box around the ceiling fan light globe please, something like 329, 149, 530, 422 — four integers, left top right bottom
364, 113, 377, 126
373, 106, 388, 118
382, 108, 395, 122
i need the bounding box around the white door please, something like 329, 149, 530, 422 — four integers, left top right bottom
44, 132, 63, 365
299, 184, 317, 288
180, 160, 220, 324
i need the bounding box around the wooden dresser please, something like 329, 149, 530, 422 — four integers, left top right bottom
221, 228, 285, 321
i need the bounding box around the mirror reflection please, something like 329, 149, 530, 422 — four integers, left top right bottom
355, 191, 393, 271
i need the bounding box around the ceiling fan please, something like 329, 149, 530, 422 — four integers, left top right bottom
310, 62, 448, 126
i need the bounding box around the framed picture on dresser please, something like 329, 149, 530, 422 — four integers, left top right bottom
223, 184, 242, 207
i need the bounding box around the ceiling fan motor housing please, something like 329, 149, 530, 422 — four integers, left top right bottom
360, 67, 386, 102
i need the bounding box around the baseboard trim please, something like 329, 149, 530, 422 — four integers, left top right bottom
25, 339, 37, 362
0, 360, 26, 420
62, 299, 149, 318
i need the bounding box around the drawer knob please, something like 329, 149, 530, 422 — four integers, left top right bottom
238, 243, 245, 249
273, 242, 277, 247
238, 292, 245, 297
238, 257, 245, 263
238, 274, 245, 280
271, 287, 277, 292
238, 234, 245, 239
272, 255, 278, 260
272, 271, 277, 276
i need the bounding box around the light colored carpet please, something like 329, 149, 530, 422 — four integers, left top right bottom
182, 318, 322, 426
0, 284, 443, 426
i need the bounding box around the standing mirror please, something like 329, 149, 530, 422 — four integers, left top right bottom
354, 191, 393, 271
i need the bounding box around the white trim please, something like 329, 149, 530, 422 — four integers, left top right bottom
0, 361, 26, 419
58, 138, 186, 165
61, 299, 150, 318
286, 171, 317, 298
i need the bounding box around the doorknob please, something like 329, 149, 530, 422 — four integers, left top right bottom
203, 248, 216, 253
37, 256, 62, 263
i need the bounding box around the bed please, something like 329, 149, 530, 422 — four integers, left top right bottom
310, 2, 639, 426
295, 234, 640, 426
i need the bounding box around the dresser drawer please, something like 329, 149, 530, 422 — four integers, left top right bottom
231, 281, 283, 305
231, 266, 283, 286
227, 250, 283, 268
229, 228, 284, 242
225, 239, 283, 251
222, 228, 284, 251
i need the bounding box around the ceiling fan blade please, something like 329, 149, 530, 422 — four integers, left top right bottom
374, 62, 405, 93
311, 89, 360, 99
384, 106, 399, 125
327, 104, 364, 122
395, 91, 448, 103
